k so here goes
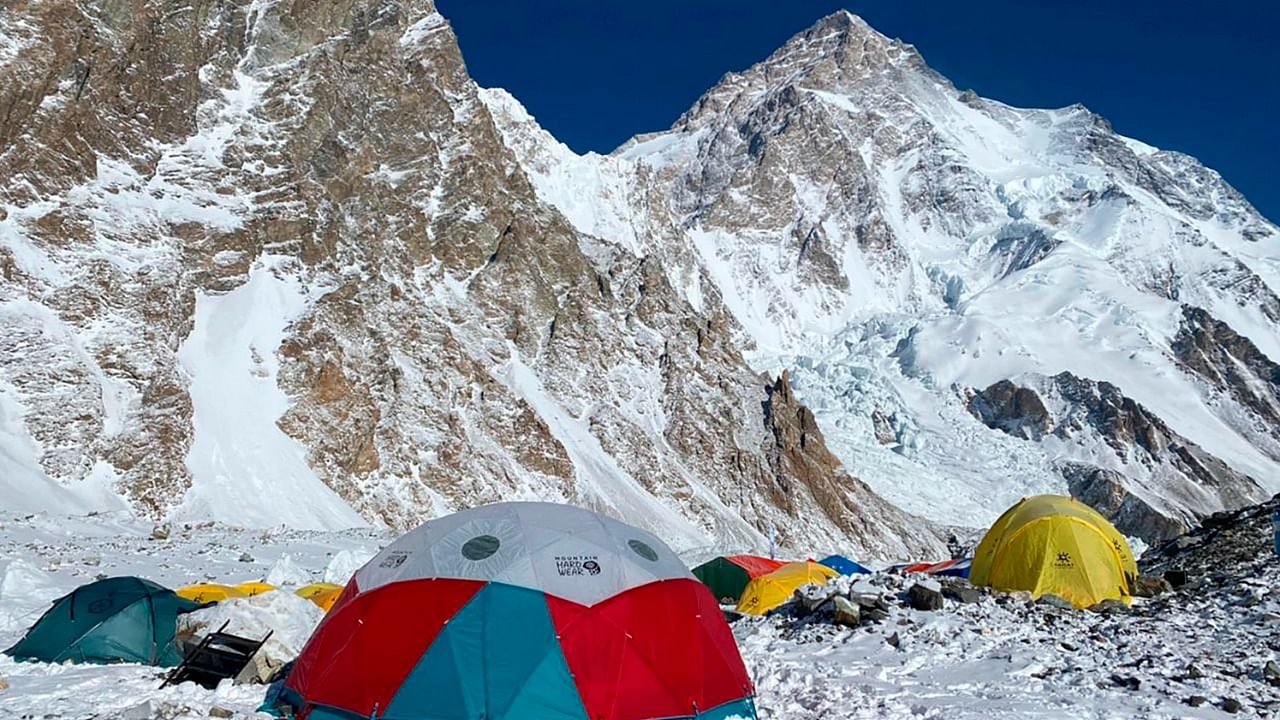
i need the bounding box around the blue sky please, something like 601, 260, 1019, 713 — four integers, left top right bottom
437, 1, 1279, 222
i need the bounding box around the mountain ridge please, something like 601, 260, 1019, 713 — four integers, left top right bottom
481, 8, 1280, 542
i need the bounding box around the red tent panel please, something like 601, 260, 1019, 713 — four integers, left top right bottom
726, 555, 786, 579
286, 578, 484, 717
548, 579, 754, 720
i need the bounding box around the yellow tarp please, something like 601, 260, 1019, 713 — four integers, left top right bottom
295, 582, 344, 612
234, 581, 277, 597
176, 583, 248, 604
736, 561, 838, 615
970, 494, 1137, 608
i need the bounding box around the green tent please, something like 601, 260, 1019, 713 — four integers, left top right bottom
691, 555, 784, 603
4, 576, 202, 666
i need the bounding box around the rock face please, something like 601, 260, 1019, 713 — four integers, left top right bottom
0, 1, 947, 558
971, 372, 1266, 540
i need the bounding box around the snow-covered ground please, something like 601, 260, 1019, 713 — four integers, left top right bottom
2, 510, 1275, 719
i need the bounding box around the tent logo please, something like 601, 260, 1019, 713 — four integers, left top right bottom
555, 555, 602, 577
1053, 551, 1074, 568
379, 551, 410, 569
87, 598, 113, 614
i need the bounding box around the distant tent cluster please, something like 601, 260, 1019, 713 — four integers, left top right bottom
691, 553, 872, 616
690, 495, 1136, 615
174, 581, 343, 612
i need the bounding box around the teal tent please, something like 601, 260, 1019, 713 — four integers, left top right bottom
4, 576, 201, 666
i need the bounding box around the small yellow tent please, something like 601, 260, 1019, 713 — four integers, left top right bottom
175, 583, 248, 604
735, 561, 838, 615
970, 495, 1137, 608
295, 582, 344, 612
234, 581, 277, 597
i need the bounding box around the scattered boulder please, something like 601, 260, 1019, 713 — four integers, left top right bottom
150, 524, 171, 541
1264, 660, 1280, 688
832, 596, 861, 628
907, 583, 943, 611
1185, 695, 1207, 707
210, 707, 234, 719
1221, 697, 1242, 714
940, 583, 983, 604
885, 631, 901, 649
1088, 599, 1129, 614
1131, 575, 1172, 598
1163, 569, 1188, 588
238, 552, 254, 563
794, 583, 838, 614
0, 674, 7, 692
1109, 675, 1141, 691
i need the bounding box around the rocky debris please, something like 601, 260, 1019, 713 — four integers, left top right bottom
793, 582, 840, 614
238, 552, 254, 563
209, 707, 234, 719
940, 583, 983, 604
907, 583, 943, 611
1221, 697, 1243, 714
1109, 675, 1141, 691
151, 524, 171, 541
831, 596, 860, 627
1131, 576, 1172, 598
235, 650, 285, 685
0, 673, 7, 692
1141, 493, 1279, 582
1185, 695, 1207, 707
1163, 569, 1188, 588
1264, 660, 1280, 688
1088, 599, 1129, 614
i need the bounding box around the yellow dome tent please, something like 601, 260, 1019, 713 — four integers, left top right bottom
234, 581, 277, 597
295, 582, 344, 612
970, 495, 1138, 608
735, 561, 838, 615
175, 583, 248, 604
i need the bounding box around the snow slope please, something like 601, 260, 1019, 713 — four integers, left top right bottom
175, 257, 367, 531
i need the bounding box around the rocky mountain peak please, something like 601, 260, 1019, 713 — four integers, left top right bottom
672, 10, 921, 133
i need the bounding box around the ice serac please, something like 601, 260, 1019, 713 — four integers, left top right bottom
0, 1, 944, 558
486, 10, 1280, 540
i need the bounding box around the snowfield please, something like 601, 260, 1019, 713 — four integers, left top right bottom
1, 511, 1275, 719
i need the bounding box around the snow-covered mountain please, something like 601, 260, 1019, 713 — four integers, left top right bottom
0, 0, 945, 560
1, 3, 1275, 554
482, 11, 1280, 542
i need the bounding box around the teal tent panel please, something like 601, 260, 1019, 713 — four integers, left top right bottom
70, 600, 157, 664
697, 697, 759, 720
386, 583, 588, 720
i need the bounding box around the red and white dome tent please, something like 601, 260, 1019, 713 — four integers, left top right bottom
277, 502, 758, 720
